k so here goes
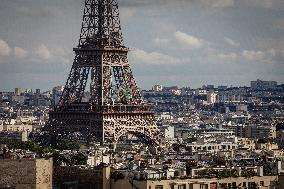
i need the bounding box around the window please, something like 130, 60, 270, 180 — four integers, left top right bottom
155, 185, 163, 189
228, 183, 232, 189
248, 182, 257, 189
260, 181, 264, 186
189, 184, 193, 189
200, 184, 208, 189
178, 184, 186, 189
219, 183, 227, 188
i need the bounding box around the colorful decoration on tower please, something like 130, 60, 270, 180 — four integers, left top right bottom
111, 82, 139, 102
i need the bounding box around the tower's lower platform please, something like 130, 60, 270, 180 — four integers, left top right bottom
45, 103, 159, 145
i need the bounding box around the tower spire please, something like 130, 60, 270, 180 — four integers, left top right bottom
79, 0, 124, 48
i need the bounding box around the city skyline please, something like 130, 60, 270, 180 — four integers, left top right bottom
1, 78, 282, 93
0, 0, 284, 91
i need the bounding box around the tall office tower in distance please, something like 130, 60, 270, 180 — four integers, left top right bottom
45, 0, 159, 146
36, 89, 41, 95
15, 88, 21, 96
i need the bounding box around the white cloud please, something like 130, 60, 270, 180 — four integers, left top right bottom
200, 0, 235, 8
242, 50, 266, 62
174, 31, 203, 49
14, 47, 28, 58
131, 49, 190, 65
36, 45, 52, 60
241, 49, 277, 64
0, 40, 11, 57
217, 53, 238, 61
225, 38, 240, 47
203, 47, 281, 65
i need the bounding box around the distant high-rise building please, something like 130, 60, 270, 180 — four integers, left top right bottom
15, 88, 21, 96
52, 86, 64, 107
25, 88, 33, 94
251, 79, 277, 90
152, 85, 163, 92
207, 92, 217, 104
21, 131, 29, 142
36, 89, 41, 94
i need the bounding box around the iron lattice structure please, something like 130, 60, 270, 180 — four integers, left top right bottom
45, 0, 159, 145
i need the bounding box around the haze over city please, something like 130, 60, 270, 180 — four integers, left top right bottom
0, 0, 284, 91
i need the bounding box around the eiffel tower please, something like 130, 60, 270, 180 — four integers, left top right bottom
45, 0, 159, 145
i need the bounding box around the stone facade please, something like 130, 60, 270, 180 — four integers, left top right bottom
111, 176, 278, 189
53, 166, 110, 189
0, 158, 53, 189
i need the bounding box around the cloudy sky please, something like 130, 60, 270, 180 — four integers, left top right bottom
0, 0, 284, 91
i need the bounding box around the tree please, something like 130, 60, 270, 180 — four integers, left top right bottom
70, 153, 87, 165
53, 151, 67, 166
241, 169, 256, 178
57, 141, 80, 151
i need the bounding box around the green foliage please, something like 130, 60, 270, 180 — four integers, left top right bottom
57, 141, 80, 151
196, 168, 217, 178
231, 170, 240, 178
216, 170, 230, 179
115, 145, 133, 152
53, 151, 67, 166
263, 162, 277, 176
196, 168, 241, 179
70, 152, 87, 165
0, 138, 46, 153
241, 169, 256, 178
0, 137, 86, 166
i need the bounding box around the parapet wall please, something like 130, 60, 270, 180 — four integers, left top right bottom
54, 166, 110, 189
0, 158, 53, 189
